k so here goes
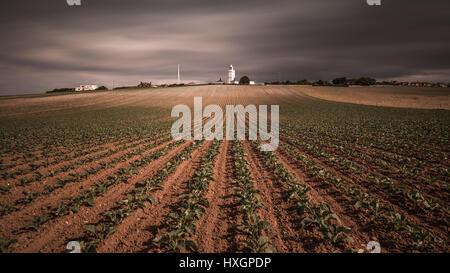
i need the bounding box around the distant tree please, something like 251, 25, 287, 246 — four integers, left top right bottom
313, 80, 331, 86
168, 83, 185, 87
332, 77, 348, 86
46, 88, 75, 93
296, 79, 311, 85
239, 76, 250, 85
355, 77, 376, 86
96, 86, 108, 90
313, 80, 323, 86
114, 86, 135, 90
137, 82, 152, 88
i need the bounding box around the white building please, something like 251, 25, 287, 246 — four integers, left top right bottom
227, 64, 235, 84
75, 85, 99, 91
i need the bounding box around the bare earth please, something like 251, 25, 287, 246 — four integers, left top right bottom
1, 85, 449, 117
297, 85, 450, 110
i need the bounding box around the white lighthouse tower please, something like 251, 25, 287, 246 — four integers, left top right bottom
227, 64, 235, 84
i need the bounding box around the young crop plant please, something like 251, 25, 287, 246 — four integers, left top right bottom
236, 213, 275, 253
0, 237, 17, 253
25, 214, 49, 231
405, 224, 443, 251
406, 190, 443, 211
0, 202, 20, 215
389, 213, 407, 232
0, 184, 11, 194
301, 204, 351, 245
287, 183, 311, 216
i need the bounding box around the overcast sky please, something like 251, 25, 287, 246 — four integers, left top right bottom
0, 0, 449, 94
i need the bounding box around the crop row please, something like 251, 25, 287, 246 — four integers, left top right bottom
230, 141, 276, 253
153, 140, 222, 252
1, 145, 108, 180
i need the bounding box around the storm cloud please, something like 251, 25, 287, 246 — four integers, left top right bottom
0, 0, 449, 94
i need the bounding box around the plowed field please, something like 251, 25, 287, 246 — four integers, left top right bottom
0, 85, 448, 253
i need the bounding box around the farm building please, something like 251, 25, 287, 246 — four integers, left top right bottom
75, 85, 99, 91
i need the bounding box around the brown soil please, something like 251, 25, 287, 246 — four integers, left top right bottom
298, 86, 450, 110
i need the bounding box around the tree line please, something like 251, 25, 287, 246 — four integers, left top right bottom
265, 77, 377, 87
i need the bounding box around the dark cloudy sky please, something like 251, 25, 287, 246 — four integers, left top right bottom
0, 0, 449, 94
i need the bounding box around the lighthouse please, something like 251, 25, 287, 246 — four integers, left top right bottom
227, 64, 235, 84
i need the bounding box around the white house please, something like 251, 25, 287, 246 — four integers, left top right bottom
75, 85, 99, 91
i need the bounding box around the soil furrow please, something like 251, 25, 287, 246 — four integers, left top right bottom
242, 140, 308, 253
193, 140, 244, 252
